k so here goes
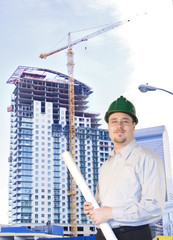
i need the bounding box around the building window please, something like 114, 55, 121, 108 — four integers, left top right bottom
77, 227, 84, 231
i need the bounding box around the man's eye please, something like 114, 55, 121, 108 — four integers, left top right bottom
112, 121, 118, 124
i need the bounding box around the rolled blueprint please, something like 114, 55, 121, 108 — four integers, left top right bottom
62, 151, 117, 240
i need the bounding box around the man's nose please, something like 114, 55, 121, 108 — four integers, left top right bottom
116, 121, 124, 126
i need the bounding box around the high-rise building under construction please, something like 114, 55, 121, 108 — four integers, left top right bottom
7, 66, 113, 231
7, 66, 172, 237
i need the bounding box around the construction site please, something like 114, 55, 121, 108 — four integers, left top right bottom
5, 12, 173, 239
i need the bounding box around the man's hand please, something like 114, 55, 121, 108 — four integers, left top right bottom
83, 201, 94, 218
90, 206, 113, 225
83, 201, 113, 225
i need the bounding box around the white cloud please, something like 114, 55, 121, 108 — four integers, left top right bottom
112, 0, 173, 163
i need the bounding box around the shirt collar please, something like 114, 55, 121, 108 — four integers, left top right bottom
121, 139, 137, 160
109, 139, 137, 160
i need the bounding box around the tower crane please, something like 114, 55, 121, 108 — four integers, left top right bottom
40, 15, 141, 236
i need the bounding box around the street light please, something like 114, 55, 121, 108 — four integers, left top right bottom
138, 84, 173, 95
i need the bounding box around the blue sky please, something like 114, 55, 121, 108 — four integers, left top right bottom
0, 0, 173, 224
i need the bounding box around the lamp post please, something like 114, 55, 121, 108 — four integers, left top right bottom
138, 84, 173, 95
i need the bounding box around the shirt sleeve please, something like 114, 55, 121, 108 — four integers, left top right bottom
112, 152, 166, 224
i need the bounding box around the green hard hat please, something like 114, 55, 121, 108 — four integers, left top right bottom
104, 96, 138, 124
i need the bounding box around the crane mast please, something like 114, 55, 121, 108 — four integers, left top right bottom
67, 33, 77, 236
39, 15, 142, 236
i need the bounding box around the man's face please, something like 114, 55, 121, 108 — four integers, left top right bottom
108, 112, 136, 147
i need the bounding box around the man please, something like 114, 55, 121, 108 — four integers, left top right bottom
84, 96, 166, 240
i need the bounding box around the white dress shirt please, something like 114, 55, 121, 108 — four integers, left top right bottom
95, 139, 166, 228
